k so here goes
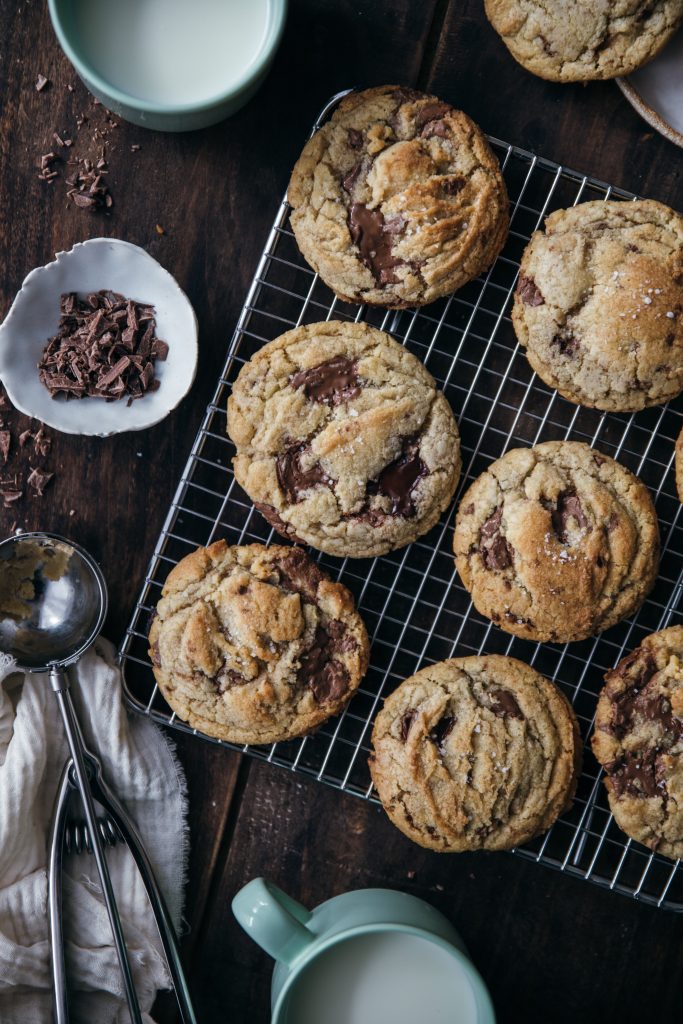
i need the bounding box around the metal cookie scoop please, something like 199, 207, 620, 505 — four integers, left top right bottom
0, 532, 196, 1024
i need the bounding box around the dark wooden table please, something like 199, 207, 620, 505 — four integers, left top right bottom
1, 2, 682, 1021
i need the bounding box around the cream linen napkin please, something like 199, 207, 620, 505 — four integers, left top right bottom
0, 637, 189, 1024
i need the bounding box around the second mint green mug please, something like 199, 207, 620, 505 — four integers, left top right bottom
232, 878, 496, 1024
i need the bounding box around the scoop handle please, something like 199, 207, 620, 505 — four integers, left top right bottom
50, 666, 144, 1024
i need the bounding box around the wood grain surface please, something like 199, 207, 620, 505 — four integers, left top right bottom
0, 2, 681, 1022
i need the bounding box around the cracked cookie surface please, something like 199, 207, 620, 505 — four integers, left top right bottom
513, 200, 683, 412
227, 321, 461, 558
453, 441, 659, 643
369, 655, 582, 852
592, 626, 683, 860
287, 85, 509, 308
149, 541, 369, 745
485, 1, 683, 82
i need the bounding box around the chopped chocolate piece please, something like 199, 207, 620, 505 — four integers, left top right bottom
430, 714, 455, 749
348, 128, 363, 149
0, 431, 9, 465
400, 708, 417, 741
552, 490, 588, 543
368, 435, 427, 517
391, 87, 423, 105
155, 224, 165, 235
348, 203, 405, 286
606, 750, 659, 799
276, 442, 333, 503
37, 290, 168, 402
35, 74, 49, 92
516, 275, 544, 306
490, 688, 524, 720
275, 548, 324, 603
150, 639, 161, 667
441, 176, 465, 196
298, 626, 350, 704
0, 488, 22, 507
27, 468, 53, 496
289, 356, 361, 405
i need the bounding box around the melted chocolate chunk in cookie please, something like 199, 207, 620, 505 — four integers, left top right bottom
430, 714, 455, 750
516, 275, 544, 306
298, 625, 350, 704
349, 203, 406, 285
490, 688, 524, 720
479, 507, 514, 571
254, 503, 306, 543
275, 548, 324, 602
400, 708, 417, 741
290, 356, 361, 405
415, 101, 451, 137
276, 442, 333, 503
369, 436, 427, 516
552, 490, 588, 544
606, 750, 661, 799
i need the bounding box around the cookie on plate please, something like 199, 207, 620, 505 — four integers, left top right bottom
149, 541, 369, 745
512, 200, 683, 412
370, 655, 582, 852
288, 85, 509, 308
485, 0, 683, 82
453, 441, 660, 643
227, 321, 461, 558
675, 425, 683, 502
592, 626, 683, 860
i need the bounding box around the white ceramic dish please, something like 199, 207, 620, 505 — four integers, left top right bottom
0, 238, 198, 436
617, 28, 683, 149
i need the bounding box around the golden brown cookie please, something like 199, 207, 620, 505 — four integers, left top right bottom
453, 441, 660, 643
370, 656, 582, 852
592, 626, 683, 860
512, 200, 683, 412
149, 541, 369, 745
227, 321, 461, 558
288, 85, 509, 308
485, 0, 683, 82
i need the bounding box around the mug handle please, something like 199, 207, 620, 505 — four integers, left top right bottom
232, 878, 315, 967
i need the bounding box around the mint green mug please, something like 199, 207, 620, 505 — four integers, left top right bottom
232, 878, 496, 1024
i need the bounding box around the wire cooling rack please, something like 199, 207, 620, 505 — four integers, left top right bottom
119, 90, 683, 912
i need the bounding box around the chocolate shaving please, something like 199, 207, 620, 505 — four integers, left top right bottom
0, 431, 10, 465
479, 507, 514, 571
37, 291, 168, 401
430, 714, 455, 750
27, 468, 53, 496
35, 74, 49, 92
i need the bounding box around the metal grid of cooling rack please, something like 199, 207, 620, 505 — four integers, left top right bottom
119, 90, 683, 911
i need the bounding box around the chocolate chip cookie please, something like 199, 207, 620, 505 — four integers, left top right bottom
453, 441, 660, 643
369, 656, 582, 852
675, 425, 683, 502
288, 86, 509, 308
512, 200, 683, 412
227, 321, 461, 558
148, 541, 369, 745
485, 1, 683, 82
592, 626, 683, 860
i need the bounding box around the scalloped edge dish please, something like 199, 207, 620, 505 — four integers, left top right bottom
0, 238, 198, 436
617, 28, 683, 150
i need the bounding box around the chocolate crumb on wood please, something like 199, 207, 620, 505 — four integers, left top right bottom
38, 290, 169, 401
27, 468, 54, 496
35, 74, 49, 92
